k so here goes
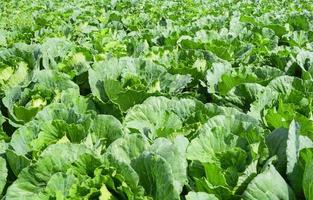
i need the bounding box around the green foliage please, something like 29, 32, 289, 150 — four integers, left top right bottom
0, 0, 313, 199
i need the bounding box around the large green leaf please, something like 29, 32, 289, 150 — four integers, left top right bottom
132, 152, 181, 200
0, 157, 7, 195
124, 96, 222, 139
242, 164, 296, 200
185, 191, 219, 200
301, 148, 313, 200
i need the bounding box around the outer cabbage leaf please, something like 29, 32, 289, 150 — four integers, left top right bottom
242, 164, 296, 200
0, 111, 7, 140
124, 96, 223, 140
0, 157, 7, 195
206, 64, 283, 96
132, 152, 181, 200
185, 192, 219, 200
300, 148, 313, 200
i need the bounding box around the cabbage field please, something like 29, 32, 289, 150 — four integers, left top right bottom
1, 0, 313, 199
